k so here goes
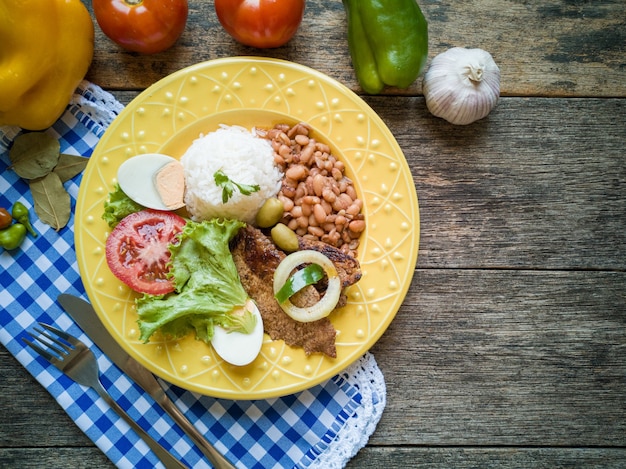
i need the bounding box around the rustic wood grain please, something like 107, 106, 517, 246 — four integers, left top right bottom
372, 269, 626, 446
348, 447, 626, 468
82, 0, 626, 97
0, 448, 112, 469
2, 445, 626, 469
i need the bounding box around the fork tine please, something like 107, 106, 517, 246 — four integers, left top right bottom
21, 337, 57, 363
39, 322, 80, 346
31, 326, 73, 356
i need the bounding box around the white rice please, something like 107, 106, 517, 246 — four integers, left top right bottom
181, 125, 283, 224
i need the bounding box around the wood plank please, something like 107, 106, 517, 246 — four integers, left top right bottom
370, 269, 626, 446
82, 0, 626, 97
2, 446, 625, 469
0, 448, 112, 469
347, 447, 626, 468
0, 350, 96, 446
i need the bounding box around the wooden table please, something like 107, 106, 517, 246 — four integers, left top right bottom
2, 1, 625, 467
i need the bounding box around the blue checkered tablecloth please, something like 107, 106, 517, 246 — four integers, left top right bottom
0, 82, 386, 469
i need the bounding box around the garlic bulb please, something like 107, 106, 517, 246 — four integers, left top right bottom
423, 47, 500, 125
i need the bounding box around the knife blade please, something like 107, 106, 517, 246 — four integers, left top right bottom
57, 293, 237, 469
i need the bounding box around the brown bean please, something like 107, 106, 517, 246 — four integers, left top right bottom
295, 184, 306, 200
294, 134, 309, 146
346, 201, 361, 217
281, 185, 296, 198
304, 176, 315, 195
312, 174, 326, 196
307, 226, 325, 237
332, 193, 353, 212
279, 143, 291, 159
286, 164, 306, 181
320, 224, 333, 235
302, 195, 320, 205
297, 123, 311, 135
316, 143, 331, 154
338, 178, 348, 193
297, 216, 309, 229
349, 219, 366, 233
300, 144, 315, 163
279, 195, 294, 212
321, 200, 332, 215
313, 204, 326, 224
345, 185, 357, 201
322, 188, 336, 203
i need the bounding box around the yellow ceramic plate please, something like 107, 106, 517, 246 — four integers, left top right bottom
75, 57, 419, 399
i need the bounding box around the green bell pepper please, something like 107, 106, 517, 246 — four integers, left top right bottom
343, 0, 428, 94
275, 263, 325, 304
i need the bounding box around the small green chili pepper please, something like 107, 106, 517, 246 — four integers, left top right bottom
0, 223, 27, 250
11, 201, 37, 237
0, 208, 12, 230
343, 0, 428, 94
275, 263, 325, 304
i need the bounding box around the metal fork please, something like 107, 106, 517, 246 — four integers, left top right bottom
22, 323, 188, 469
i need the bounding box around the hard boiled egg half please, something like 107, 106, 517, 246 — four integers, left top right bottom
117, 153, 185, 211
211, 298, 265, 366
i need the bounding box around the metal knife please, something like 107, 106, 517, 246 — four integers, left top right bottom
57, 293, 237, 469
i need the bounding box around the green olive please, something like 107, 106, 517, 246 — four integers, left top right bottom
271, 223, 299, 252
256, 197, 285, 228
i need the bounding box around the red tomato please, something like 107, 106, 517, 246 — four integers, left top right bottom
105, 210, 186, 295
93, 0, 188, 54
214, 0, 305, 48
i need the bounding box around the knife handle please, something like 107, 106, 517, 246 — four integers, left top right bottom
157, 395, 238, 469
124, 359, 237, 469
95, 382, 188, 469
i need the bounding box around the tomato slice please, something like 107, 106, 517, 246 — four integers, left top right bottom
105, 210, 186, 295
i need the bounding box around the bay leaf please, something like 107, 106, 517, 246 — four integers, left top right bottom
9, 132, 60, 179
54, 154, 89, 182
29, 173, 71, 231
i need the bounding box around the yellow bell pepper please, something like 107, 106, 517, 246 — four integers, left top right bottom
0, 0, 94, 130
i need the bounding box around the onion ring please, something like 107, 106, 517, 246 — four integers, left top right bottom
273, 250, 342, 322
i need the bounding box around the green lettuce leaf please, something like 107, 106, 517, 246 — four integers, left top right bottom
102, 183, 144, 228
136, 218, 253, 343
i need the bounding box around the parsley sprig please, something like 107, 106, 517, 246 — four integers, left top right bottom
213, 169, 261, 203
